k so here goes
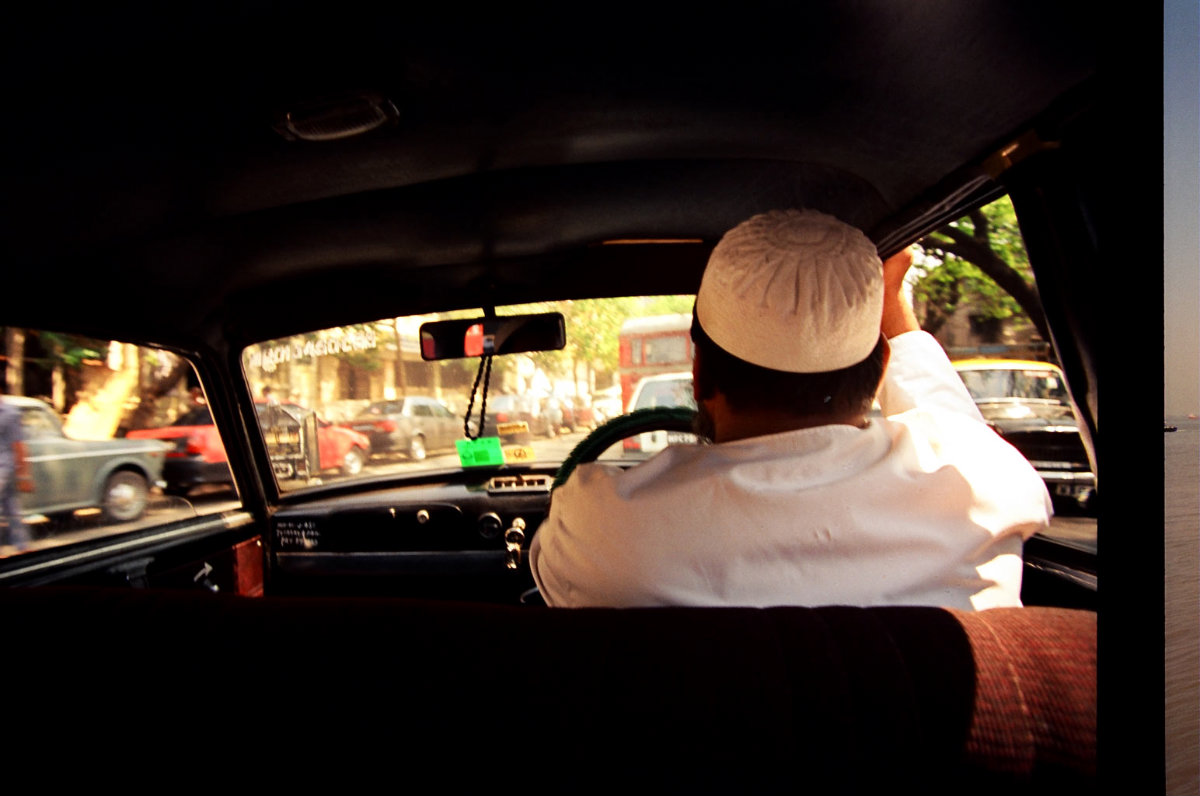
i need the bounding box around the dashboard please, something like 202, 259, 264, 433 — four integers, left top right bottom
268, 470, 555, 601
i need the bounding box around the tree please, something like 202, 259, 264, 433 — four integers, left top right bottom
30, 331, 108, 409
4, 327, 25, 395
558, 298, 635, 390
915, 196, 1050, 343
123, 351, 192, 431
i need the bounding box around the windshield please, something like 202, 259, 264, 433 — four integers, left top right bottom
241, 296, 695, 491
632, 377, 696, 411
958, 367, 1070, 403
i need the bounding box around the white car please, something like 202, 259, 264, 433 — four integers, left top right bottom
623, 373, 697, 457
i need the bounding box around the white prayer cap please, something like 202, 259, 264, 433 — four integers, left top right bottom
695, 209, 883, 373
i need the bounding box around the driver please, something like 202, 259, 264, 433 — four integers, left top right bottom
529, 209, 1052, 609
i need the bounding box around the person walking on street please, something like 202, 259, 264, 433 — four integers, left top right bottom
0, 396, 34, 555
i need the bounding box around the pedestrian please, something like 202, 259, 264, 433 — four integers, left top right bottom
0, 396, 34, 555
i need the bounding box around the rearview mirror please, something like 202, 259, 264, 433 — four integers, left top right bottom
419, 313, 566, 360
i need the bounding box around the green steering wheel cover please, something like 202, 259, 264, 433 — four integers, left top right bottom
553, 406, 697, 490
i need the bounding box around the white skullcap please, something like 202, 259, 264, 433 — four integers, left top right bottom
695, 209, 883, 373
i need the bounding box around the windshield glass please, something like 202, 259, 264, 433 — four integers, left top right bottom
958, 367, 1070, 403
241, 296, 695, 491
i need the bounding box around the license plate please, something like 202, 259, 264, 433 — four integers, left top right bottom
497, 421, 530, 436
666, 432, 695, 445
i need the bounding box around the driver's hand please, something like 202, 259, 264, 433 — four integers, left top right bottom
880, 246, 919, 339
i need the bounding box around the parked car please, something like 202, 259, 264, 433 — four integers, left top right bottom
7, 395, 169, 522
623, 372, 698, 456
125, 406, 232, 496
953, 358, 1096, 511
127, 403, 370, 493
478, 394, 554, 442
343, 397, 462, 461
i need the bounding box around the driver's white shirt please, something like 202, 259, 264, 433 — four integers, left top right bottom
530, 331, 1052, 610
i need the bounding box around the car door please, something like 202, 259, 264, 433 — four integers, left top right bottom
431, 400, 458, 449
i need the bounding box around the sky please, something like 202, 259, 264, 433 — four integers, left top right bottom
1165, 0, 1200, 417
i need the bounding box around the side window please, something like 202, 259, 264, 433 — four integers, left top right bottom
19, 406, 61, 439
644, 335, 689, 365
1, 327, 241, 559
913, 194, 1095, 550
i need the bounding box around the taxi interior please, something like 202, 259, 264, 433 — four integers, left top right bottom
1, 4, 1161, 791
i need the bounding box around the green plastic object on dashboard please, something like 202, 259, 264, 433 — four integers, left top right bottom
457, 437, 505, 468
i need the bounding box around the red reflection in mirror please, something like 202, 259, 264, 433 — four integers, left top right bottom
464, 323, 485, 357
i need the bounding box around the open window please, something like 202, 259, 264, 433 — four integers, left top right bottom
1, 327, 245, 567
911, 194, 1097, 555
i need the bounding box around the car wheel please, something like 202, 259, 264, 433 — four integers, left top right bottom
341, 447, 367, 476
408, 436, 427, 461
102, 471, 149, 523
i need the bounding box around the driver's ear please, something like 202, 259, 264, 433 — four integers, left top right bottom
876, 335, 891, 392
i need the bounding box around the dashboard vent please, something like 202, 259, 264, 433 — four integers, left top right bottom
487, 475, 551, 493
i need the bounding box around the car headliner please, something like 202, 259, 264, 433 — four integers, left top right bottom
4, 4, 1101, 350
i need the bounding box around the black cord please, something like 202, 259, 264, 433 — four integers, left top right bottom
462, 355, 493, 440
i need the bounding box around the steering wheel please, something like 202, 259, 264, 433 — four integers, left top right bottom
521, 406, 695, 607
553, 406, 697, 489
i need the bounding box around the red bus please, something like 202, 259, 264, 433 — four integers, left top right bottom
617, 314, 694, 411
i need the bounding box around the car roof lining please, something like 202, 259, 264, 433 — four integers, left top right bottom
4, 4, 1101, 350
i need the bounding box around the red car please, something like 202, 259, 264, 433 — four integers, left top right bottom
127, 404, 369, 495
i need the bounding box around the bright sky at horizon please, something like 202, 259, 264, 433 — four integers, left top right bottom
1165, 0, 1200, 417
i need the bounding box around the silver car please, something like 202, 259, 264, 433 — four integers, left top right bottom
344, 396, 462, 461
8, 396, 170, 523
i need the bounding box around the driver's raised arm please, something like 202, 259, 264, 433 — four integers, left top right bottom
875, 247, 985, 421
880, 246, 921, 339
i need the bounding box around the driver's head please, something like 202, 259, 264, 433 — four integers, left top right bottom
692, 209, 887, 430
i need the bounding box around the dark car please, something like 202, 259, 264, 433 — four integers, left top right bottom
344, 396, 461, 460
0, 4, 1159, 791
478, 394, 553, 442
954, 359, 1096, 511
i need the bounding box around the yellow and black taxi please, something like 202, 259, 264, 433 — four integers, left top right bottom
953, 358, 1096, 512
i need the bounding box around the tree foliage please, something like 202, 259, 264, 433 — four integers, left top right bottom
519, 295, 693, 384
915, 196, 1049, 342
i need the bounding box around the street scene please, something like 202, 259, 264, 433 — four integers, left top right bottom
15, 420, 1097, 556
